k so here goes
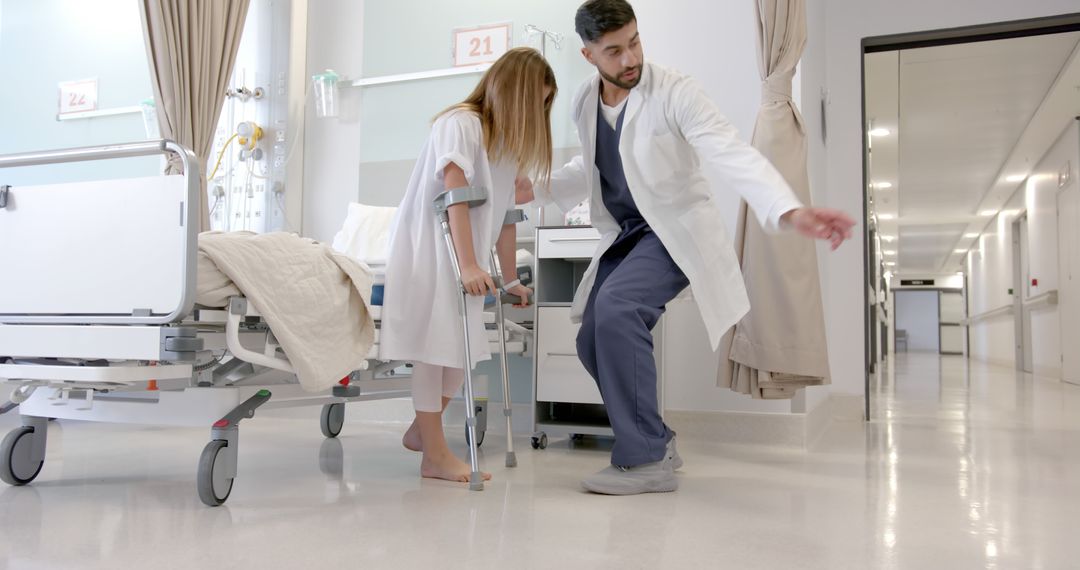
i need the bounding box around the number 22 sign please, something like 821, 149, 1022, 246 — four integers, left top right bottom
58, 79, 98, 115
453, 23, 511, 67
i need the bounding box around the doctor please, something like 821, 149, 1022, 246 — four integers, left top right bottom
518, 0, 855, 495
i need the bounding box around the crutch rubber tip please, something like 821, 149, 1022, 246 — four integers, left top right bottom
469, 475, 485, 491
505, 452, 518, 468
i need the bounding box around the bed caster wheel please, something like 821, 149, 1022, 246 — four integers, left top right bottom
465, 428, 485, 448
570, 433, 585, 443
531, 433, 548, 450
197, 440, 233, 507
320, 403, 345, 439
1, 426, 45, 486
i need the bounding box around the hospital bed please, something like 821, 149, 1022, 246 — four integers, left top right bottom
0, 140, 529, 505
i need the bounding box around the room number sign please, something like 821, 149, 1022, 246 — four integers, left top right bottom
453, 23, 511, 67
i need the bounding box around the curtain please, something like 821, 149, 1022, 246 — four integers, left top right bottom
140, 0, 250, 231
717, 0, 830, 399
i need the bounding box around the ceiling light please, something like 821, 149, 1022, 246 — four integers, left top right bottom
883, 250, 896, 255
885, 262, 897, 266
874, 182, 893, 189
955, 249, 968, 254
964, 233, 979, 238
881, 236, 896, 242
980, 210, 997, 217
1006, 174, 1027, 183
878, 214, 896, 220
869, 128, 891, 137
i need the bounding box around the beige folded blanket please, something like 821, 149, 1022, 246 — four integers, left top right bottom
196, 231, 376, 392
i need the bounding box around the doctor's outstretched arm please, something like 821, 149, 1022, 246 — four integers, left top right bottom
671, 77, 853, 249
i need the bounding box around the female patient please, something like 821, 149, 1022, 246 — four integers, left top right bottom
380, 47, 556, 483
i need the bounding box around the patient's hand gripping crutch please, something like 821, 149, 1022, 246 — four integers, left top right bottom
432, 186, 494, 491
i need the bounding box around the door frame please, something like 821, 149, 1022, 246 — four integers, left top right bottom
859, 12, 1080, 420
1012, 213, 1034, 373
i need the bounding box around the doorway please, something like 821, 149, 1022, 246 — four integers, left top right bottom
860, 13, 1080, 418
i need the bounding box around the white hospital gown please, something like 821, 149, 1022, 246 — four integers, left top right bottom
379, 109, 517, 369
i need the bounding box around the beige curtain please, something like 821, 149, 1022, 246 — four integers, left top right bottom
717, 0, 830, 400
140, 0, 250, 231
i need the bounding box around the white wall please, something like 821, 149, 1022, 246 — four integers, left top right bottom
967, 206, 1022, 367
966, 120, 1078, 374
812, 0, 1080, 395
301, 0, 365, 244
894, 291, 940, 352
1024, 121, 1076, 377
0, 0, 158, 185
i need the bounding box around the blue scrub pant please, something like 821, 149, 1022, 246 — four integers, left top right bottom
576, 230, 690, 467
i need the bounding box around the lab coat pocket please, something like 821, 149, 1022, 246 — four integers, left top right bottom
677, 200, 726, 267
635, 130, 681, 186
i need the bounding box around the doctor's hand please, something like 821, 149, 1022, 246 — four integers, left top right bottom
461, 265, 498, 297
515, 176, 535, 205
506, 284, 533, 308
782, 207, 856, 251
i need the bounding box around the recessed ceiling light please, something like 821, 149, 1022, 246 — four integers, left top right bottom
883, 250, 896, 255
885, 262, 897, 266
955, 249, 968, 254
1006, 174, 1027, 183
878, 214, 896, 220
881, 236, 896, 242
964, 233, 979, 238
869, 128, 891, 137
875, 182, 894, 189
980, 210, 998, 217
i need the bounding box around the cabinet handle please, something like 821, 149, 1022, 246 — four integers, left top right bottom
546, 352, 578, 358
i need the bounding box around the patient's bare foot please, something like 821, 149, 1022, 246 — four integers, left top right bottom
420, 451, 492, 483
402, 419, 422, 452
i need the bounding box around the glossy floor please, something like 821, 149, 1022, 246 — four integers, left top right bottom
1, 353, 1078, 569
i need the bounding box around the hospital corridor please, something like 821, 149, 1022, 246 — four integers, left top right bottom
2, 0, 1080, 569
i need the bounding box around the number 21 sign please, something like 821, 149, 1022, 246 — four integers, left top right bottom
453, 23, 511, 67
58, 79, 98, 115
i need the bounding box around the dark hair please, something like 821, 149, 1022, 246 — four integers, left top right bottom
575, 0, 637, 43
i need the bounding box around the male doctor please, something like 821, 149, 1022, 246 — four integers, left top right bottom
518, 0, 855, 495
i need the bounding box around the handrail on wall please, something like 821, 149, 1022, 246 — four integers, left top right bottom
962, 289, 1060, 325
962, 304, 1013, 326
1022, 290, 1058, 310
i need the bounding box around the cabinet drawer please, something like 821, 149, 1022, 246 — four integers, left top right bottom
535, 307, 603, 404
537, 227, 602, 259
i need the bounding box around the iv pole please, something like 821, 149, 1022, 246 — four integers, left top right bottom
523, 25, 564, 226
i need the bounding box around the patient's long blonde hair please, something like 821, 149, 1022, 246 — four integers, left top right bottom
439, 47, 557, 187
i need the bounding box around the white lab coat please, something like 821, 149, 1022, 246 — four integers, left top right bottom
536, 62, 803, 351
379, 109, 517, 369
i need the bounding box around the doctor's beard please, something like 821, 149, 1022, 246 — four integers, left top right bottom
599, 64, 643, 90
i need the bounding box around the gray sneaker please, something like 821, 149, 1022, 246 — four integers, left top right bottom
582, 461, 678, 495
667, 436, 683, 471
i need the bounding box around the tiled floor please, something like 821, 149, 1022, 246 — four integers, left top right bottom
1, 353, 1078, 569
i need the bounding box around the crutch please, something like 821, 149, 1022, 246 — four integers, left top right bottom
486, 208, 530, 469
433, 186, 490, 491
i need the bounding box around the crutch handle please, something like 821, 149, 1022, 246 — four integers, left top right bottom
503, 209, 527, 225
485, 292, 532, 307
